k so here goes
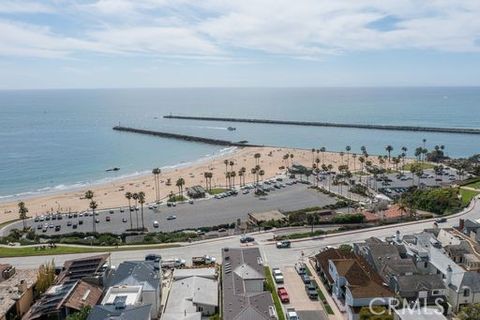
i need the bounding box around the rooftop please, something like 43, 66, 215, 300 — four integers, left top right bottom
162, 271, 218, 320
87, 304, 151, 320
0, 268, 37, 317
248, 210, 286, 223
222, 247, 277, 320
101, 285, 143, 306
108, 260, 160, 291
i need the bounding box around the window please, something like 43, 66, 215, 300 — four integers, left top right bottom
463, 288, 470, 297
432, 289, 441, 295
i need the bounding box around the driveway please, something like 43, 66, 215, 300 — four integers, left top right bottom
281, 266, 324, 311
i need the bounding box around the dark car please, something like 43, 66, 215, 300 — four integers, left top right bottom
106, 216, 111, 222
301, 274, 311, 284
78, 220, 83, 225
145, 254, 162, 262
72, 224, 78, 229
436, 217, 447, 223
34, 217, 39, 222
55, 225, 61, 231
305, 283, 318, 299
240, 236, 255, 243
276, 240, 291, 249
67, 221, 72, 226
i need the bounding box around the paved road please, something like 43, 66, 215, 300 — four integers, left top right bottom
4, 197, 479, 271
2, 184, 336, 236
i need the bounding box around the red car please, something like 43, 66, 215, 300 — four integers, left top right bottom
277, 287, 290, 303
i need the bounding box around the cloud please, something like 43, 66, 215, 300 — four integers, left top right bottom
0, 0, 479, 60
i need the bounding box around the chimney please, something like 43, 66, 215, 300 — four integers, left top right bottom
446, 265, 453, 285
17, 280, 27, 294
459, 219, 465, 231
395, 230, 401, 242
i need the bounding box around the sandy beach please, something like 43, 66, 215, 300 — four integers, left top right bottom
0, 146, 395, 224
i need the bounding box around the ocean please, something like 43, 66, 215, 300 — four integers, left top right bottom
1, 87, 479, 200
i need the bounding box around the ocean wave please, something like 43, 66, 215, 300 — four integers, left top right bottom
0, 146, 238, 202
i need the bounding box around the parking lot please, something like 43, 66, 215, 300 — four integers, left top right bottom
3, 181, 337, 236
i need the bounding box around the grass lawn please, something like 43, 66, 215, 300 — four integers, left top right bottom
402, 162, 435, 171
465, 181, 480, 190
167, 195, 187, 202
207, 188, 228, 195
264, 267, 286, 320
0, 243, 180, 257
460, 188, 480, 206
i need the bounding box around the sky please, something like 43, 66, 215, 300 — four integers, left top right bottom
1, 0, 480, 89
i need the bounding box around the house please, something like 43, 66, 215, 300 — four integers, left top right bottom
313, 247, 355, 292
401, 231, 480, 312
221, 247, 277, 320
0, 266, 37, 320
187, 185, 206, 199
88, 285, 151, 320
328, 257, 395, 320
106, 260, 162, 319
394, 274, 447, 305
162, 268, 218, 320
248, 210, 286, 225
87, 304, 152, 320
23, 254, 110, 320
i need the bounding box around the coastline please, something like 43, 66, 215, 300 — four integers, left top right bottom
0, 146, 393, 224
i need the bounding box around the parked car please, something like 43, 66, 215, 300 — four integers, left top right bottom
276, 240, 291, 249
305, 282, 318, 299
436, 217, 447, 223
301, 274, 311, 284
161, 258, 186, 269
286, 308, 299, 320
78, 220, 83, 225
72, 224, 78, 229
167, 215, 176, 220
295, 262, 307, 275
122, 217, 127, 223
272, 268, 284, 284
192, 255, 216, 266
153, 220, 159, 228
67, 221, 72, 226
55, 225, 61, 231
240, 236, 255, 243
277, 287, 290, 303
106, 216, 111, 222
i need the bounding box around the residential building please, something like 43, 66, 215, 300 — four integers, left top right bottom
221, 247, 277, 320
23, 254, 110, 320
0, 265, 37, 320
162, 268, 218, 320
248, 210, 286, 225
327, 256, 394, 320
106, 260, 161, 319
87, 304, 151, 320
314, 247, 355, 292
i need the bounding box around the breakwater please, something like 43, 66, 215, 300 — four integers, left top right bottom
163, 115, 480, 135
112, 126, 260, 147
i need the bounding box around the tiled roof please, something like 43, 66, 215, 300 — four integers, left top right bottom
87, 304, 151, 320
63, 280, 103, 311
314, 248, 355, 283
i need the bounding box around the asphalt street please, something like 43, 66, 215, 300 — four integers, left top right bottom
4, 197, 479, 272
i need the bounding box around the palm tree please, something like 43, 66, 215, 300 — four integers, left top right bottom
203, 172, 209, 190
125, 192, 133, 229
352, 153, 357, 171
84, 190, 95, 232
231, 171, 237, 187
339, 152, 345, 165
176, 178, 185, 197
18, 201, 28, 230
282, 154, 290, 169
223, 160, 229, 187
251, 168, 257, 185
241, 167, 246, 186
89, 200, 98, 233
238, 170, 244, 187
320, 147, 326, 164
311, 148, 315, 167
345, 146, 351, 167
259, 169, 265, 181
132, 192, 139, 229
385, 145, 393, 162
289, 154, 294, 167
138, 191, 146, 231
152, 168, 161, 203
398, 201, 408, 221
254, 153, 261, 166
226, 171, 231, 189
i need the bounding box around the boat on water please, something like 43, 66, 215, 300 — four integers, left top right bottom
106, 167, 120, 172
227, 127, 236, 131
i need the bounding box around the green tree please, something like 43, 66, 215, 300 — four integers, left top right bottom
132, 192, 139, 229
176, 178, 185, 196
152, 168, 161, 203
18, 201, 29, 230
66, 306, 91, 320
458, 303, 480, 320
385, 145, 393, 162
138, 191, 146, 231
339, 244, 353, 254
359, 306, 393, 320
84, 190, 95, 233
125, 191, 133, 229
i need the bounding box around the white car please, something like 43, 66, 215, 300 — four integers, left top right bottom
153, 221, 159, 228
272, 267, 284, 284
